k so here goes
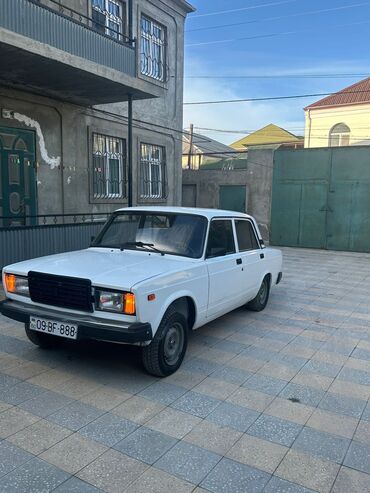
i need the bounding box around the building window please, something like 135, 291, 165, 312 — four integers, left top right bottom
92, 133, 126, 199
329, 123, 350, 147
140, 144, 166, 199
92, 0, 126, 41
140, 16, 166, 81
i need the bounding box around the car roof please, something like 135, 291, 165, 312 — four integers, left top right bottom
114, 206, 254, 220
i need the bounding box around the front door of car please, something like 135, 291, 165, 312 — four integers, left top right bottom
235, 219, 265, 301
205, 219, 244, 319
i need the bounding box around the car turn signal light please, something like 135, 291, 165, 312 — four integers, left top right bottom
124, 293, 136, 315
4, 273, 16, 293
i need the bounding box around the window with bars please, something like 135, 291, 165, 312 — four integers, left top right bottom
140, 15, 166, 81
92, 133, 127, 199
92, 0, 126, 41
140, 144, 166, 199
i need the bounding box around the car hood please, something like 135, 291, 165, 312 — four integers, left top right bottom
5, 248, 195, 290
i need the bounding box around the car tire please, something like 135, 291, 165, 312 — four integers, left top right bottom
247, 275, 270, 312
142, 305, 188, 377
25, 324, 61, 349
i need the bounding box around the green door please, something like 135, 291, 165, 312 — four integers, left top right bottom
0, 127, 37, 226
219, 185, 246, 213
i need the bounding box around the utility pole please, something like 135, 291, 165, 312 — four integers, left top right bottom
128, 0, 134, 207
187, 123, 194, 169
128, 94, 133, 207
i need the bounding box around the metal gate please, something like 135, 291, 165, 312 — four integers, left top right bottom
219, 185, 246, 213
270, 147, 370, 252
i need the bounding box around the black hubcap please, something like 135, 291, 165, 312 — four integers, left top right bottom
163, 323, 184, 365
258, 280, 268, 305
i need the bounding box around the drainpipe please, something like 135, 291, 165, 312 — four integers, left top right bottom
128, 94, 133, 207
307, 109, 312, 148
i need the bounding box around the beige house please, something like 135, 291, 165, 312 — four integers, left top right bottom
304, 77, 370, 148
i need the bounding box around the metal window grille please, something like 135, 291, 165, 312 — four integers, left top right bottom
93, 133, 127, 199
92, 0, 125, 41
140, 15, 166, 81
140, 143, 166, 199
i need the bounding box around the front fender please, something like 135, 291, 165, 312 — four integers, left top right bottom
151, 290, 199, 336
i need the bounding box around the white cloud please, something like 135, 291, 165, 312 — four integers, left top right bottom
183, 56, 370, 145
183, 76, 305, 145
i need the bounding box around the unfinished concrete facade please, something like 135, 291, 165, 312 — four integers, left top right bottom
0, 0, 193, 224
182, 147, 276, 241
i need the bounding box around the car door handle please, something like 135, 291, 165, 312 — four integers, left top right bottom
236, 258, 242, 265
260, 253, 265, 259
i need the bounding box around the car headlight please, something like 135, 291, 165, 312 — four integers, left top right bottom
96, 290, 136, 315
4, 273, 29, 297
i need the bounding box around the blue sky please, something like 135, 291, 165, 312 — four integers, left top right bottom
183, 0, 370, 144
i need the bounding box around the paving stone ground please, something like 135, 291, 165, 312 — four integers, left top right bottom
1, 247, 370, 492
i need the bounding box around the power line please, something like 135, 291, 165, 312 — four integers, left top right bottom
189, 0, 299, 18
194, 124, 370, 133
186, 18, 370, 47
185, 74, 370, 79
88, 106, 370, 146
184, 88, 370, 105
186, 2, 370, 33
194, 127, 301, 134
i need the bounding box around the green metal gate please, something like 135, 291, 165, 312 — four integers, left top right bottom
219, 185, 246, 213
271, 147, 370, 252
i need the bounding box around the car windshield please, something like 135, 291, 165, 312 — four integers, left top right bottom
92, 212, 208, 259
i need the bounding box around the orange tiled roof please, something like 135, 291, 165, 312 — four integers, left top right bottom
305, 77, 370, 110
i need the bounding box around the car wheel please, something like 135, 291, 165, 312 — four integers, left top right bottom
25, 324, 61, 349
142, 305, 188, 377
247, 275, 270, 312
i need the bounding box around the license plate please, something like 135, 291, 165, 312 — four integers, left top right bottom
29, 316, 78, 340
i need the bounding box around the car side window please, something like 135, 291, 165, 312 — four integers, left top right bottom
235, 220, 260, 251
206, 220, 236, 258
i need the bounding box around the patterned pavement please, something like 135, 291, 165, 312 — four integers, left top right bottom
0, 247, 370, 492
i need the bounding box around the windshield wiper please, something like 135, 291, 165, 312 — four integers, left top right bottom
120, 242, 165, 256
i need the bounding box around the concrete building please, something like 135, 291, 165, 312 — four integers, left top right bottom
182, 147, 275, 240
0, 0, 194, 226
304, 77, 370, 148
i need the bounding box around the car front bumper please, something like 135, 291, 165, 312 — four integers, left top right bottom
0, 299, 152, 344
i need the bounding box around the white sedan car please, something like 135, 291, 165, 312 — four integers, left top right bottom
0, 207, 282, 376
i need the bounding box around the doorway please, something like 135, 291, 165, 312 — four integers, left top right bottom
0, 127, 37, 226
219, 185, 246, 213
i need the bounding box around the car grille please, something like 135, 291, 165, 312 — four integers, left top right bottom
28, 271, 93, 312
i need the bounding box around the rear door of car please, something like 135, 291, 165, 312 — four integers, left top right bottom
234, 219, 265, 301
205, 218, 244, 318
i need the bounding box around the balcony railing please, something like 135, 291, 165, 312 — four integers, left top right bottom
0, 0, 136, 77
34, 0, 133, 45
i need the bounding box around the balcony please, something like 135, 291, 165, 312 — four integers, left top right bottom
0, 0, 162, 105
